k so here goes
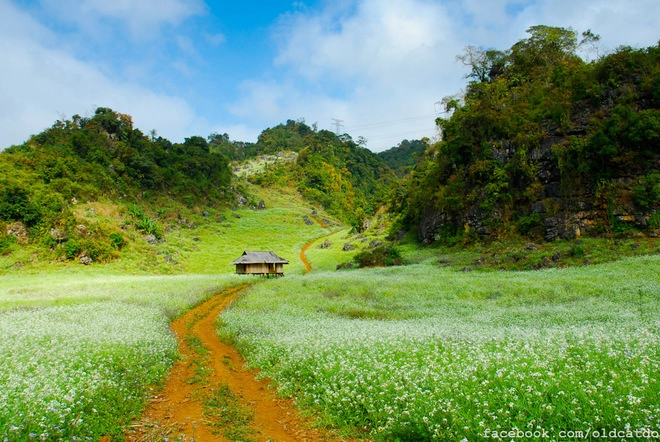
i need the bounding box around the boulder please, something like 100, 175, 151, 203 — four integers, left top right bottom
49, 228, 68, 243
145, 234, 158, 245
7, 222, 28, 244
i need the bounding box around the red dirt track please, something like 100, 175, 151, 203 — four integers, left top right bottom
125, 284, 340, 441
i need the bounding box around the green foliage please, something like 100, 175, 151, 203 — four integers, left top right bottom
0, 106, 235, 261
128, 204, 161, 237
64, 239, 81, 260
377, 139, 426, 174
648, 212, 660, 229
109, 232, 124, 249
632, 173, 660, 210
515, 212, 542, 236
135, 216, 160, 236
221, 256, 660, 440
0, 186, 41, 227
252, 119, 314, 157
394, 28, 660, 244
3, 106, 232, 213
249, 126, 394, 227
0, 232, 15, 255
353, 246, 405, 268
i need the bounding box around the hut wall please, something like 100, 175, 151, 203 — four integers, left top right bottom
235, 263, 285, 275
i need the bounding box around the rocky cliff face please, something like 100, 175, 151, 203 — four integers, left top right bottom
418, 93, 660, 243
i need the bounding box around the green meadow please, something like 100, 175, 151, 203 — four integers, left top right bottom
1, 186, 659, 440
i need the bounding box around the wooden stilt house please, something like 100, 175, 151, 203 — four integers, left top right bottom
231, 251, 289, 277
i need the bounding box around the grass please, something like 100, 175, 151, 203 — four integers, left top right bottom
4, 179, 660, 440
0, 272, 243, 440
204, 384, 256, 441
396, 235, 660, 271
0, 184, 340, 276
218, 255, 660, 440
0, 185, 346, 440
0, 302, 177, 440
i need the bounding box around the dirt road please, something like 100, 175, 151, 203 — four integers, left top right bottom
125, 285, 335, 441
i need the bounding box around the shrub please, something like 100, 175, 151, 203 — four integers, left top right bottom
64, 240, 80, 260
353, 246, 405, 268
515, 212, 542, 236
79, 238, 115, 262
0, 186, 41, 227
109, 232, 124, 249
135, 216, 161, 237
632, 173, 660, 210
648, 212, 660, 229
0, 233, 15, 255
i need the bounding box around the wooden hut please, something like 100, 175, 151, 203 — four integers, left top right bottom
230, 251, 289, 277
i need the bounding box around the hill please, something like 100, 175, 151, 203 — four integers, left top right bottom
0, 110, 395, 268
0, 107, 236, 267
377, 139, 426, 176
393, 26, 660, 245
242, 121, 396, 229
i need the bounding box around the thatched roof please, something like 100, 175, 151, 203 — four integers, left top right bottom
230, 251, 289, 265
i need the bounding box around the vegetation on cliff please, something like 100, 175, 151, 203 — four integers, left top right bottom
393, 26, 660, 244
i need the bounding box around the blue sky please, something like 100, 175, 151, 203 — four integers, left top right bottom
1, 0, 659, 152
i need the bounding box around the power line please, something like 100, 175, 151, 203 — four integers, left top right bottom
345, 113, 438, 131
362, 127, 438, 142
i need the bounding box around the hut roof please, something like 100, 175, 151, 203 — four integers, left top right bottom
230, 251, 289, 265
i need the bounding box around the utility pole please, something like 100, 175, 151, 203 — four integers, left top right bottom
331, 118, 344, 135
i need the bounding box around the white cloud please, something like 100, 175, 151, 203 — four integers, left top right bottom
38, 0, 207, 39
0, 0, 200, 148
205, 32, 226, 46
230, 0, 660, 152
510, 0, 660, 51
232, 0, 465, 151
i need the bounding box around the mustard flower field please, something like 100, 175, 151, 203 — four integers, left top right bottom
219, 256, 660, 440
0, 272, 242, 440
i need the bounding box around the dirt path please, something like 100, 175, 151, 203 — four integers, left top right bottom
125, 285, 336, 441
299, 216, 333, 274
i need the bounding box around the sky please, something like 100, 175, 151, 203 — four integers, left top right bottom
1, 0, 658, 153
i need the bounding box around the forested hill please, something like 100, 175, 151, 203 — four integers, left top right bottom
377, 139, 426, 176
239, 120, 396, 228
0, 107, 234, 262
0, 108, 395, 263
392, 26, 660, 244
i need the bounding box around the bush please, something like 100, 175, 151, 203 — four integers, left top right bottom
632, 173, 660, 210
353, 246, 405, 268
109, 232, 124, 249
79, 238, 115, 262
0, 233, 15, 255
0, 187, 41, 227
64, 240, 81, 260
515, 212, 542, 236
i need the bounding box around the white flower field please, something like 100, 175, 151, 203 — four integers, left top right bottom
219, 256, 660, 440
1, 253, 659, 440
0, 272, 243, 440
